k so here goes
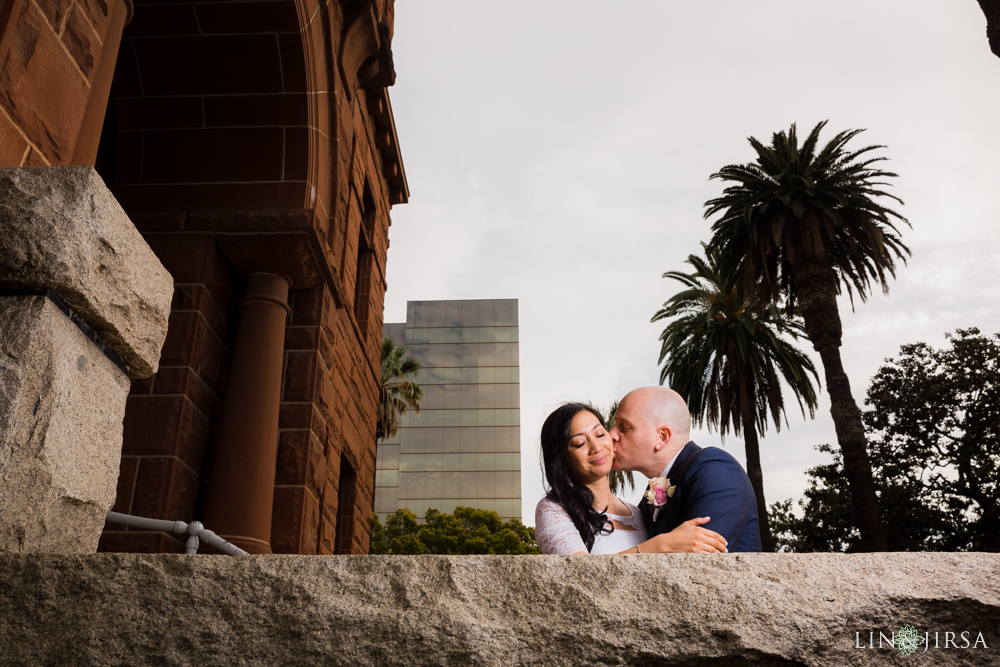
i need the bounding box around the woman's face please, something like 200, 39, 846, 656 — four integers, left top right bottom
563, 410, 614, 483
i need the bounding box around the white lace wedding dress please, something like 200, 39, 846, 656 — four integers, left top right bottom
534, 497, 648, 554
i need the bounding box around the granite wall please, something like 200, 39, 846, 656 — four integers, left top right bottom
0, 553, 997, 666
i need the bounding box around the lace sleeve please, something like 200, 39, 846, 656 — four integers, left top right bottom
534, 498, 589, 554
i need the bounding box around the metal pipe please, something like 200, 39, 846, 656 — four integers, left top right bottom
184, 521, 200, 555
107, 512, 249, 556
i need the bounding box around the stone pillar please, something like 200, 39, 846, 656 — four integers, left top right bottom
0, 0, 134, 167
0, 166, 172, 554
201, 271, 292, 554
71, 0, 134, 166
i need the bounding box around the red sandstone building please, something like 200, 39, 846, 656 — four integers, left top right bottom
0, 0, 406, 554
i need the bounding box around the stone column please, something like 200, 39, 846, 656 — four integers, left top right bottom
201, 271, 292, 554
71, 0, 135, 166
0, 166, 173, 554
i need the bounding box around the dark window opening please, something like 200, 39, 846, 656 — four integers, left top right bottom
334, 455, 358, 554
354, 180, 375, 335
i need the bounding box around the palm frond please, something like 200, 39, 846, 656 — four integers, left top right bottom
706, 121, 910, 310
377, 336, 424, 441
654, 244, 820, 440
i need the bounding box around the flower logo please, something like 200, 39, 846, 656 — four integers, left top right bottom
896, 625, 922, 655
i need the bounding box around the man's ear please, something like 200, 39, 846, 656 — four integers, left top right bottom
652, 426, 672, 452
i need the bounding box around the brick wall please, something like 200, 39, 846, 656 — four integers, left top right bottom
94, 0, 403, 555
0, 0, 128, 166
102, 233, 233, 553
108, 0, 310, 212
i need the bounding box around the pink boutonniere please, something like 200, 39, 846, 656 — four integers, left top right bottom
644, 477, 676, 521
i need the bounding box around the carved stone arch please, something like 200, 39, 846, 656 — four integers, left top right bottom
99, 0, 313, 214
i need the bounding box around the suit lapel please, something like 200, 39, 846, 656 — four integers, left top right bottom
638, 492, 653, 534
651, 441, 701, 535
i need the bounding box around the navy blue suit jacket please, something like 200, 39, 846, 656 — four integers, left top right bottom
638, 441, 762, 553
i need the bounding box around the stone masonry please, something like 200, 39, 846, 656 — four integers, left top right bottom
0, 165, 172, 554
0, 553, 997, 665
1, 0, 409, 555
96, 0, 406, 555
0, 296, 131, 553
0, 0, 131, 166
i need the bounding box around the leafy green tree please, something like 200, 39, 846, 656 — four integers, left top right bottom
770, 329, 1000, 552
370, 506, 540, 554
370, 507, 426, 554
377, 336, 423, 442
706, 121, 909, 551
653, 245, 819, 551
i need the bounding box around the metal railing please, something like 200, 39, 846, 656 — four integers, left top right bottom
106, 512, 249, 556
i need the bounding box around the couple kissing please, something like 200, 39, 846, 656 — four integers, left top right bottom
535, 386, 762, 554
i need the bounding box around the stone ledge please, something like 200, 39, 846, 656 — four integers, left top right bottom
0, 553, 996, 665
0, 166, 173, 378
0, 297, 130, 554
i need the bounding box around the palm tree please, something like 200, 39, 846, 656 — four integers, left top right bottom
705, 121, 909, 551
377, 336, 423, 442
653, 245, 820, 551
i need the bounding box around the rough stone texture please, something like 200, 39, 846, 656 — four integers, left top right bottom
0, 0, 119, 166
0, 166, 173, 378
0, 553, 996, 665
0, 296, 130, 554
0, 0, 91, 164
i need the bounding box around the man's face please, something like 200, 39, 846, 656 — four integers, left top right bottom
609, 395, 654, 473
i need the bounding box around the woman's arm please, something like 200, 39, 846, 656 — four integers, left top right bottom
534, 498, 590, 555
618, 517, 728, 554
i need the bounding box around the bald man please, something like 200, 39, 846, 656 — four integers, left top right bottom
610, 387, 762, 552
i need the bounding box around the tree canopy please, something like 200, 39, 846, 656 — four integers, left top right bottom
770, 329, 1000, 552
370, 506, 540, 555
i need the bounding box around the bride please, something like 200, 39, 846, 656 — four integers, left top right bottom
534, 403, 727, 554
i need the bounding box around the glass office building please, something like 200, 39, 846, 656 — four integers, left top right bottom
375, 299, 521, 521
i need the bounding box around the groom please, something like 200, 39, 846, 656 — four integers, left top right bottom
610, 386, 762, 552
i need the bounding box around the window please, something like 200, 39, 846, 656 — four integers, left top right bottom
334, 455, 357, 554
353, 181, 376, 334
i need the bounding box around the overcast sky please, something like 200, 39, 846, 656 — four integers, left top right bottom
381, 1, 1000, 525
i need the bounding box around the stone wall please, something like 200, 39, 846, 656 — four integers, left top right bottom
0, 296, 130, 553
1, 0, 404, 556
94, 0, 407, 555
0, 165, 172, 554
0, 553, 996, 665
0, 0, 131, 166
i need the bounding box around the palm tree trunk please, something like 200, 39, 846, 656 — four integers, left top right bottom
739, 397, 774, 551
790, 253, 888, 552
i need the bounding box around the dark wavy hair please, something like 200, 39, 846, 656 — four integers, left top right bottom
540, 402, 613, 552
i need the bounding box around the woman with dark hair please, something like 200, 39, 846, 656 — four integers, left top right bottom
535, 402, 727, 554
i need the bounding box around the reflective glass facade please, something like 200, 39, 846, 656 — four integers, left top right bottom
375, 299, 521, 520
